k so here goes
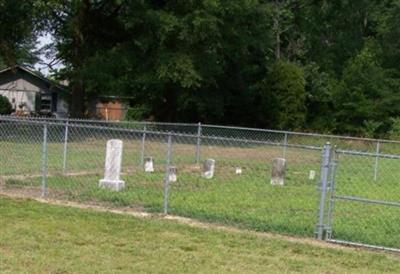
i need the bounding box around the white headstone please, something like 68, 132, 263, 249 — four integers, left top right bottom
309, 170, 316, 180
235, 167, 242, 175
168, 166, 177, 182
99, 139, 125, 191
270, 158, 286, 186
144, 157, 154, 172
202, 159, 215, 179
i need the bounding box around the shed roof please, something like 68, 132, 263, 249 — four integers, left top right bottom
0, 65, 66, 92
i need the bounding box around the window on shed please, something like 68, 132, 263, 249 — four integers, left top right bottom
40, 93, 52, 111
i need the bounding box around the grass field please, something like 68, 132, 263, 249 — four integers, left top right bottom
1, 122, 400, 250
1, 196, 400, 273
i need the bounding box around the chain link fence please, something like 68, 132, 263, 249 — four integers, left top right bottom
0, 116, 399, 252
326, 148, 400, 252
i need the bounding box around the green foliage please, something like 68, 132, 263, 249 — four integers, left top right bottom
126, 105, 151, 121
0, 95, 12, 114
362, 120, 383, 138
303, 63, 337, 133
6, 0, 400, 135
266, 61, 306, 130
389, 117, 400, 140
0, 0, 41, 66
334, 40, 400, 135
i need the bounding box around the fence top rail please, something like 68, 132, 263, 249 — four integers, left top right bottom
0, 116, 323, 150
2, 114, 400, 145
0, 115, 196, 127
202, 124, 400, 144
0, 116, 197, 137
336, 149, 400, 159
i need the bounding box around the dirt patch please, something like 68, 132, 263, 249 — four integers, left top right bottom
2, 186, 42, 198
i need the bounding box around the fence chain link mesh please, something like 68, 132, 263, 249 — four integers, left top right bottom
0, 116, 399, 252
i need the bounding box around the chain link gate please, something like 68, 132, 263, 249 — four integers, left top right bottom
317, 144, 400, 252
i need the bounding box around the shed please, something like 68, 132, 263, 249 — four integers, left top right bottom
0, 65, 68, 117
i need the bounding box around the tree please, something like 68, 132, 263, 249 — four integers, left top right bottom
47, 0, 273, 123
47, 0, 128, 117
33, 0, 400, 135
264, 60, 306, 130
0, 95, 12, 114
303, 63, 338, 132
334, 40, 400, 135
300, 0, 377, 75
0, 0, 41, 67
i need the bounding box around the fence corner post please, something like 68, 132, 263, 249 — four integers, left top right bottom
163, 133, 173, 214
315, 142, 331, 240
41, 123, 49, 197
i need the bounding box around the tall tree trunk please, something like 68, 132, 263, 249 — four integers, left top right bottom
274, 0, 281, 60
276, 28, 281, 60
69, 79, 85, 118
68, 0, 91, 118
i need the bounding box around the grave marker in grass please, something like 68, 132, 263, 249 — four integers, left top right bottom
202, 159, 215, 179
309, 170, 316, 180
144, 157, 154, 172
168, 166, 177, 182
99, 139, 125, 191
270, 158, 286, 186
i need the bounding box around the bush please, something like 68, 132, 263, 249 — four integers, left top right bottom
125, 105, 150, 121
0, 95, 12, 115
389, 117, 400, 140
266, 61, 306, 130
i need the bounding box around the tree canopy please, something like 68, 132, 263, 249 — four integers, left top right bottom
2, 0, 400, 137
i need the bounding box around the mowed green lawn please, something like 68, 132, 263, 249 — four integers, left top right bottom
1, 197, 400, 274
2, 137, 400, 249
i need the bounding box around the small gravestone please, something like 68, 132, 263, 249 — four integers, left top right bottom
270, 158, 286, 186
309, 170, 316, 180
99, 139, 125, 191
235, 167, 242, 175
202, 159, 215, 179
144, 157, 154, 172
168, 166, 177, 182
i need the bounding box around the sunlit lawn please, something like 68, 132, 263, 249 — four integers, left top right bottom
1, 197, 400, 274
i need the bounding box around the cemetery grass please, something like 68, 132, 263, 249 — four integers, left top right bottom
4, 157, 400, 249
2, 140, 400, 249
1, 197, 400, 274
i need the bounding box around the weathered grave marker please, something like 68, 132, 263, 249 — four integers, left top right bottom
235, 167, 242, 175
144, 157, 154, 172
202, 159, 215, 179
270, 158, 286, 186
168, 166, 177, 182
309, 170, 316, 180
99, 139, 125, 191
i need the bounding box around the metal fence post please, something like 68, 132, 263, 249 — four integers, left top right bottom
374, 141, 380, 181
315, 142, 331, 240
62, 120, 69, 174
282, 132, 288, 158
163, 134, 173, 214
140, 124, 147, 166
326, 146, 338, 240
195, 122, 202, 164
41, 123, 49, 197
